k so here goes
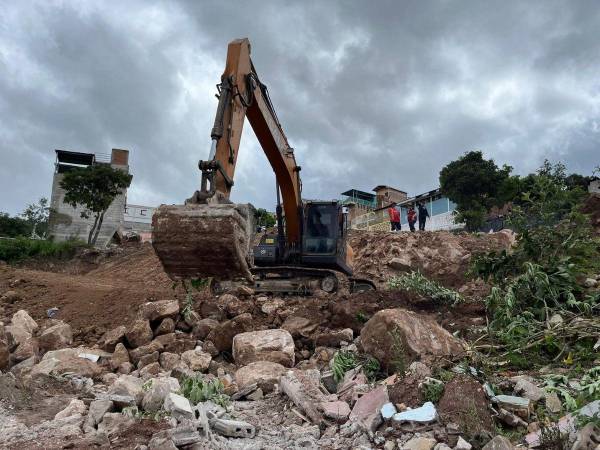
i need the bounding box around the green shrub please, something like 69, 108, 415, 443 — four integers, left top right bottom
0, 237, 85, 263
331, 350, 381, 382
179, 376, 229, 407
388, 271, 463, 305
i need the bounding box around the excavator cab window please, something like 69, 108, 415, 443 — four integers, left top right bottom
303, 204, 337, 254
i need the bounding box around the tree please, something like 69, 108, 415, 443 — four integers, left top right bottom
21, 197, 50, 238
0, 213, 31, 237
439, 150, 513, 231
254, 208, 276, 228
60, 164, 132, 245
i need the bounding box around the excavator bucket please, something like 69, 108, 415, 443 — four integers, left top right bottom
152, 203, 255, 281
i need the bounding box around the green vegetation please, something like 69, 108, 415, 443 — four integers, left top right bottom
331, 350, 380, 382
254, 208, 276, 228
468, 162, 600, 369
179, 376, 229, 407
389, 271, 463, 305
421, 379, 444, 403
388, 325, 407, 375
0, 197, 50, 238
60, 164, 132, 245
0, 237, 86, 263
439, 150, 515, 231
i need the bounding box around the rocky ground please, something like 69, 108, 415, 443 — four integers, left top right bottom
0, 231, 598, 450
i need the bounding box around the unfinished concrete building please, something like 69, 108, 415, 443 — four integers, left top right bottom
48, 148, 130, 247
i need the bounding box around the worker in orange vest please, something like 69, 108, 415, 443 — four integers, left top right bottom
407, 206, 417, 232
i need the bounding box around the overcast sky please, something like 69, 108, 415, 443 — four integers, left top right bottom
1, 0, 599, 215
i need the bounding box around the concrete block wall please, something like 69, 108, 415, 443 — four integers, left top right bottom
48, 149, 129, 247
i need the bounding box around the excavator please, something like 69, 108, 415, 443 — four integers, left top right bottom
152, 38, 374, 295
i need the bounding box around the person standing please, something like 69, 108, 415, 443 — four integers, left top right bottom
388, 204, 401, 231
418, 202, 429, 231
407, 206, 417, 232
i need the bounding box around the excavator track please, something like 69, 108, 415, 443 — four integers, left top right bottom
152, 203, 255, 281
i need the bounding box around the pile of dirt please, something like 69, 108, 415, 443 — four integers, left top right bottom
348, 229, 515, 291
0, 244, 186, 345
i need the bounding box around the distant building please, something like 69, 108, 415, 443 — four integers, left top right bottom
343, 185, 462, 231
589, 179, 600, 194
123, 204, 156, 242
395, 188, 461, 231
48, 148, 130, 247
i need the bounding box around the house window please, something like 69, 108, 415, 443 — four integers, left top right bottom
140, 209, 147, 216
124, 207, 129, 214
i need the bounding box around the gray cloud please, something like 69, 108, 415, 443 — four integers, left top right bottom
1, 0, 599, 215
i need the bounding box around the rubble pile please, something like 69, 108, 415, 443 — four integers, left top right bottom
0, 229, 598, 449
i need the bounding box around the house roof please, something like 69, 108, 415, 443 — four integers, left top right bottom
372, 185, 407, 194
341, 189, 376, 201
55, 149, 95, 166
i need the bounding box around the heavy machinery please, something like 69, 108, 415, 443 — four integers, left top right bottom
152, 38, 374, 294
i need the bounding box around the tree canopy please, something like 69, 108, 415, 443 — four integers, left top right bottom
60, 164, 132, 245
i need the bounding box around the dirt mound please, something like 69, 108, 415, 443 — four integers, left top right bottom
0, 244, 185, 345
348, 229, 514, 290
582, 193, 600, 233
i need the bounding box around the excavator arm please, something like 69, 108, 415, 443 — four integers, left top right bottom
152, 38, 302, 280
195, 38, 302, 246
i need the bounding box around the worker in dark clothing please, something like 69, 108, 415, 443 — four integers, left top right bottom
418, 202, 429, 231
388, 204, 401, 231
407, 206, 417, 232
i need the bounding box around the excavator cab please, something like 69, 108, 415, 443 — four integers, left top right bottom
301, 202, 352, 274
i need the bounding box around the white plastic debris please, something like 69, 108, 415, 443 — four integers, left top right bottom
78, 353, 100, 362
392, 401, 438, 423
380, 402, 397, 419
47, 307, 59, 318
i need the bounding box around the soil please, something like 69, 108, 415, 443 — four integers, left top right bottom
582, 193, 600, 234
388, 374, 423, 408
437, 375, 494, 435
0, 243, 186, 345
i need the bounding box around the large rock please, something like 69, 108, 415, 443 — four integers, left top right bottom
129, 340, 163, 365
98, 412, 135, 436
125, 319, 153, 348
12, 336, 39, 363
85, 399, 114, 429
155, 318, 175, 336
141, 377, 180, 413
39, 321, 73, 352
360, 308, 464, 369
235, 361, 286, 393
314, 328, 353, 347
11, 310, 38, 335
192, 318, 219, 340
55, 398, 87, 420
206, 313, 253, 352
159, 352, 181, 371
0, 326, 9, 370
232, 329, 295, 367
100, 325, 127, 352
110, 343, 130, 371
282, 316, 317, 338
181, 348, 212, 372
108, 374, 145, 405
482, 436, 515, 450
139, 300, 179, 321
163, 392, 194, 421
30, 350, 102, 379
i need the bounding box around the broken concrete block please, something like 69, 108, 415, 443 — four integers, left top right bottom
393, 401, 438, 423
141, 377, 180, 413
280, 370, 326, 423
232, 329, 295, 367
211, 418, 256, 438
349, 384, 389, 432
163, 393, 193, 421
108, 374, 144, 406
321, 400, 351, 421
102, 394, 136, 409
492, 395, 531, 418
97, 412, 135, 436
